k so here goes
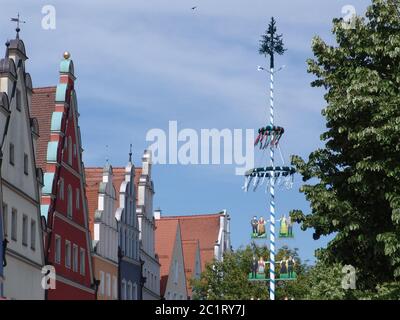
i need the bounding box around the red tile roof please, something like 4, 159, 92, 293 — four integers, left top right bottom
160, 213, 222, 271
84, 168, 103, 237
155, 219, 180, 297
182, 239, 200, 297
31, 87, 57, 170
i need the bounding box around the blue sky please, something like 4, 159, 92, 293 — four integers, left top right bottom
0, 0, 371, 263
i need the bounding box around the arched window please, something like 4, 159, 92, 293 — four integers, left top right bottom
58, 178, 64, 200
68, 136, 72, 165
67, 185, 73, 218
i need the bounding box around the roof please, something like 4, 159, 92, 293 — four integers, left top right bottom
0, 58, 16, 77
155, 219, 180, 297
160, 213, 222, 270
31, 87, 57, 170
84, 168, 104, 237
181, 239, 199, 297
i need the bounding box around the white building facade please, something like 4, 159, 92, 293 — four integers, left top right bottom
0, 34, 45, 300
137, 150, 160, 300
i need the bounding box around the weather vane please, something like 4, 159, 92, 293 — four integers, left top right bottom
11, 13, 26, 38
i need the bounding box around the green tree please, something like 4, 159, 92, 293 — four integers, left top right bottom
259, 17, 286, 68
191, 245, 307, 300
290, 0, 400, 293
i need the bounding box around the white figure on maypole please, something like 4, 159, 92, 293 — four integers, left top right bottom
243, 17, 296, 300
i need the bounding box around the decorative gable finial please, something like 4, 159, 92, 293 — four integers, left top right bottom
105, 144, 109, 164
129, 144, 133, 163
10, 13, 25, 39
5, 40, 10, 58
63, 51, 71, 60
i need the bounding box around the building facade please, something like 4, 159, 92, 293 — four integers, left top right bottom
136, 150, 160, 300
31, 53, 95, 299
0, 91, 11, 298
86, 165, 119, 300
114, 157, 142, 300
0, 32, 45, 300
155, 219, 187, 300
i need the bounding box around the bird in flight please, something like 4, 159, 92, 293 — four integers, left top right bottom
191, 6, 197, 10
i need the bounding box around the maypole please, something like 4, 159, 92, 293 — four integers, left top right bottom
268, 63, 276, 301
244, 17, 296, 300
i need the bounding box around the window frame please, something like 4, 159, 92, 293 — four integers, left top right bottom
65, 240, 71, 269
11, 208, 17, 241
2, 203, 8, 238
23, 153, 29, 175
22, 214, 28, 246
72, 244, 78, 272
31, 219, 36, 251
55, 235, 61, 264
9, 143, 15, 166
79, 248, 86, 275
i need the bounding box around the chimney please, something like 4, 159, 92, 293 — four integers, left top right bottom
154, 208, 162, 220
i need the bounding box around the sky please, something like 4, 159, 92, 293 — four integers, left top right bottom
0, 0, 371, 263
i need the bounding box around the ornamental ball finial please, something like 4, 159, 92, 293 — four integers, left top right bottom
63, 51, 71, 60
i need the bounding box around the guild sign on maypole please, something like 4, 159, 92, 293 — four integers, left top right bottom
243, 17, 296, 301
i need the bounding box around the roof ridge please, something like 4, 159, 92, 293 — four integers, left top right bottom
32, 86, 57, 91
161, 213, 223, 219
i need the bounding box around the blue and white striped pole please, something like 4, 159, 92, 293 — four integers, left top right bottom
269, 67, 275, 301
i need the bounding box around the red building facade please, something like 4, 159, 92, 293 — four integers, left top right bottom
31, 52, 95, 299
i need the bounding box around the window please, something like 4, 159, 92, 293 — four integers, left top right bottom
112, 276, 117, 300
67, 185, 73, 218
55, 235, 61, 264
2, 203, 8, 237
106, 273, 111, 297
73, 144, 77, 158
22, 215, 28, 246
99, 271, 105, 296
76, 189, 80, 209
132, 283, 137, 300
68, 136, 72, 165
24, 153, 28, 175
58, 178, 64, 200
16, 89, 21, 111
73, 244, 78, 272
80, 248, 85, 275
127, 282, 132, 300
121, 280, 126, 300
11, 209, 17, 241
9, 143, 15, 166
65, 240, 71, 268
30, 220, 36, 250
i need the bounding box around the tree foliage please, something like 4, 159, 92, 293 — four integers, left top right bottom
191, 245, 307, 300
259, 17, 286, 67
290, 0, 400, 293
